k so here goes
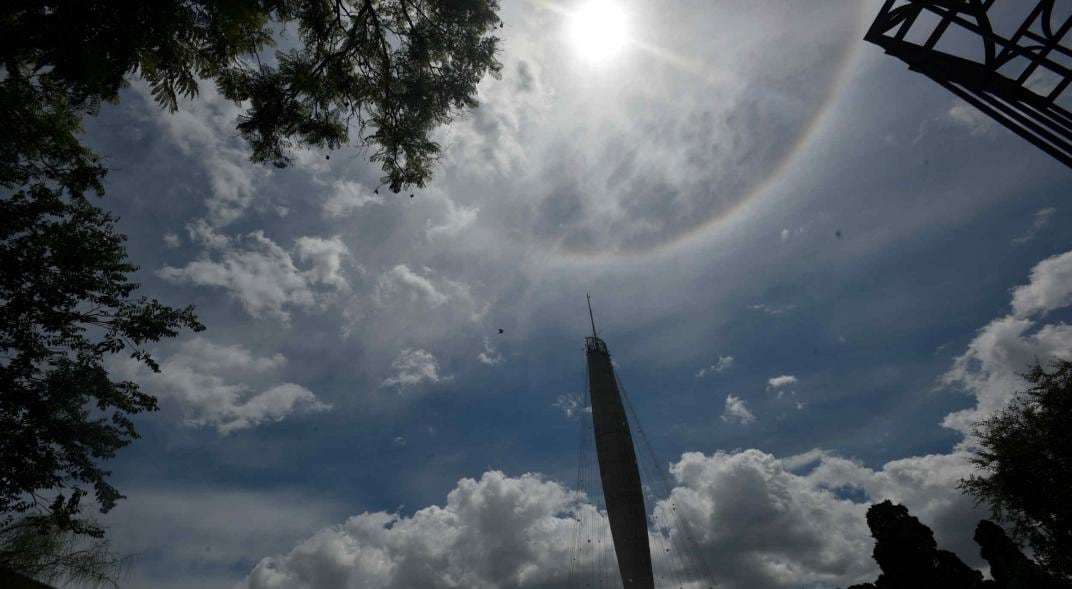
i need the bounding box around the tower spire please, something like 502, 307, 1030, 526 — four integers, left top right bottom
587, 293, 598, 339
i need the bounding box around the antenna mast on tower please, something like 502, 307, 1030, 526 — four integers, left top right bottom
587, 293, 598, 339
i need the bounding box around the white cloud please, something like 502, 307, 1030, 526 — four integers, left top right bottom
945, 100, 996, 136
427, 201, 480, 238
941, 316, 1072, 439
158, 231, 351, 320
552, 394, 583, 418
139, 81, 265, 228
767, 375, 798, 390
295, 236, 351, 292
244, 449, 989, 589
374, 265, 451, 307
323, 181, 383, 217
721, 394, 755, 425
780, 228, 790, 242
436, 50, 554, 178
115, 337, 331, 433
163, 232, 181, 248
1010, 207, 1056, 246
477, 337, 504, 366
794, 450, 985, 564
942, 249, 1072, 442
696, 355, 734, 378
767, 375, 799, 400
242, 471, 580, 589
1009, 248, 1072, 317
749, 303, 795, 316
660, 450, 873, 588
186, 218, 232, 249
382, 348, 449, 390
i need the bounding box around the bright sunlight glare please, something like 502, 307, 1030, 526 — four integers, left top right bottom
569, 0, 628, 62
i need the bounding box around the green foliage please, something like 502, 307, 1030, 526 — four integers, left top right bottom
960, 360, 1072, 580
0, 516, 125, 588
0, 181, 205, 537
1, 0, 503, 192
0, 62, 205, 538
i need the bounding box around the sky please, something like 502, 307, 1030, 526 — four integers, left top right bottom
69, 0, 1072, 587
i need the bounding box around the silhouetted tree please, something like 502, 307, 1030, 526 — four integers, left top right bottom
846, 501, 1070, 589
0, 166, 204, 538
1, 0, 503, 192
961, 360, 1072, 580
0, 516, 124, 588
847, 500, 985, 589
975, 519, 1067, 589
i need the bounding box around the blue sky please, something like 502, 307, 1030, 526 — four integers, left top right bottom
72, 0, 1072, 587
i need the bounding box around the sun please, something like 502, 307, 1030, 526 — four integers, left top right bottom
569, 0, 629, 62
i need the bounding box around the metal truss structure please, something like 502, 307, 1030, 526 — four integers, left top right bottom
865, 0, 1072, 167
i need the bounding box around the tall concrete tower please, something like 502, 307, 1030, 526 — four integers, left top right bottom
585, 295, 655, 588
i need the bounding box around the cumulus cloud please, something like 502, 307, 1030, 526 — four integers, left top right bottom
382, 348, 449, 390
242, 448, 993, 589
1010, 207, 1056, 246
767, 375, 797, 390
374, 265, 451, 307
942, 249, 1072, 441
660, 450, 873, 588
1009, 248, 1072, 317
696, 355, 734, 378
115, 337, 331, 433
323, 181, 383, 217
294, 236, 352, 291
721, 394, 755, 425
242, 471, 580, 589
767, 375, 798, 400
163, 232, 181, 248
158, 231, 351, 320
797, 450, 985, 564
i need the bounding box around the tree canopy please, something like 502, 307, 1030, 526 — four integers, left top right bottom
0, 179, 204, 537
960, 359, 1072, 580
1, 0, 503, 192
